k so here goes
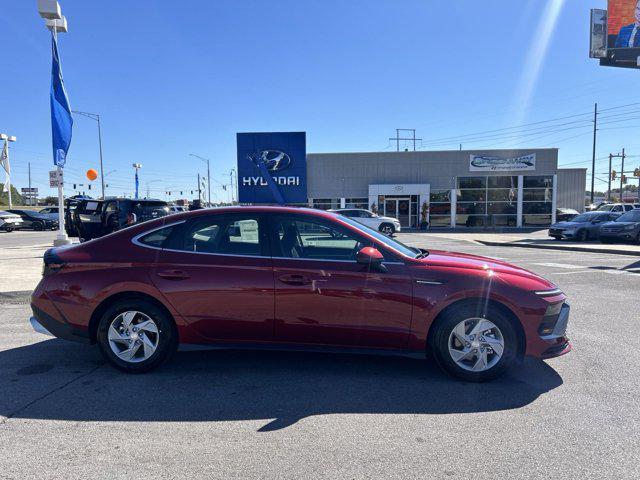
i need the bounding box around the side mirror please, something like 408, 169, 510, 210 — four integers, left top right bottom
356, 247, 385, 271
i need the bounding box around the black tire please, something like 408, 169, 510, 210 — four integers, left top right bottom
33, 222, 44, 231
96, 299, 178, 373
430, 303, 519, 382
577, 229, 588, 242
379, 223, 395, 236
4, 226, 14, 233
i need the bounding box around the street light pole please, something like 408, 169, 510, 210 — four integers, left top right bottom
132, 163, 142, 199
72, 111, 105, 199
189, 154, 211, 207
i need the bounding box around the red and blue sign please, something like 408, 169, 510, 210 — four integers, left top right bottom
237, 132, 307, 204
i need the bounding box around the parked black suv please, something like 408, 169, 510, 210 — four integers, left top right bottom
71, 198, 169, 241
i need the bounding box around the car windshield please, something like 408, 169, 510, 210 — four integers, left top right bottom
616, 210, 640, 222
597, 205, 614, 211
337, 215, 421, 258
131, 202, 168, 214
570, 214, 592, 223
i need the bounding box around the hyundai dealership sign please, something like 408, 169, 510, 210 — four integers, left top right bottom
237, 132, 307, 204
469, 153, 536, 172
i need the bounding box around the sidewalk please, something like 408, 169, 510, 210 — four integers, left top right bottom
421, 229, 640, 256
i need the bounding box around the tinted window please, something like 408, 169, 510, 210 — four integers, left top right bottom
179, 216, 264, 256
274, 217, 362, 261
138, 226, 175, 248
616, 210, 640, 222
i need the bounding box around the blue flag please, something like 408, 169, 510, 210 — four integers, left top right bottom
50, 34, 73, 168
135, 171, 139, 199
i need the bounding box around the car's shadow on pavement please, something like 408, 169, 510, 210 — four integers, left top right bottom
0, 339, 563, 431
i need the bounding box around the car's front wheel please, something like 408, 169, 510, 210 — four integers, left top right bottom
379, 223, 395, 236
96, 299, 178, 373
431, 304, 519, 382
33, 221, 44, 231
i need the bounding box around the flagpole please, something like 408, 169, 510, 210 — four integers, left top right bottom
51, 26, 70, 246
4, 140, 11, 209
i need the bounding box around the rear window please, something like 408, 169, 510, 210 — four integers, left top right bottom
130, 202, 168, 214
78, 201, 103, 213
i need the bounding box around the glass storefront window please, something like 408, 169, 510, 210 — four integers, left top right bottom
523, 176, 553, 188
430, 216, 451, 227
457, 202, 487, 215
488, 202, 517, 215
457, 177, 487, 189
488, 176, 518, 188
488, 189, 518, 202
457, 190, 486, 202
345, 198, 368, 209
312, 199, 340, 210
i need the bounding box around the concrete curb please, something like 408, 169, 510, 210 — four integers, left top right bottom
476, 240, 640, 257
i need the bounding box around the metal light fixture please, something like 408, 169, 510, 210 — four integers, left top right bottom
37, 0, 62, 19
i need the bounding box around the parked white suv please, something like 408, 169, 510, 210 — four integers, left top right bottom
331, 208, 401, 235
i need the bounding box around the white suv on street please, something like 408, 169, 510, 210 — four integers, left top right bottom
331, 208, 401, 235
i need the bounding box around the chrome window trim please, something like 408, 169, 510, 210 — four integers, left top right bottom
131, 220, 186, 251
415, 280, 444, 285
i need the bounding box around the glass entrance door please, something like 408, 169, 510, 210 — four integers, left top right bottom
384, 198, 411, 227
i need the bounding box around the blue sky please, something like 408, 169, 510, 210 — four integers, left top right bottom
1, 0, 638, 201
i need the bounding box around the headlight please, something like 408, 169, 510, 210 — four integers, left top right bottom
623, 224, 636, 230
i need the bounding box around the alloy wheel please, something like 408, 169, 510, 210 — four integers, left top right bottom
381, 225, 394, 236
107, 311, 160, 363
448, 318, 504, 372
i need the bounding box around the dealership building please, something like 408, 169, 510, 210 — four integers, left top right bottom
305, 149, 586, 229
237, 134, 586, 229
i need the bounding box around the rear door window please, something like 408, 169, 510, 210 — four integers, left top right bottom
174, 215, 267, 257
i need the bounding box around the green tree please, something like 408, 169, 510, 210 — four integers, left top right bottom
0, 184, 24, 206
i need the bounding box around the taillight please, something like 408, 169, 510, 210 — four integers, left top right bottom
42, 248, 65, 277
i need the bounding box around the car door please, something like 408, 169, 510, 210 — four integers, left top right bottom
151, 213, 274, 342
270, 213, 413, 349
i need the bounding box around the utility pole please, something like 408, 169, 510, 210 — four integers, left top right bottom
620, 148, 626, 203
197, 173, 202, 203
608, 153, 613, 201
189, 154, 211, 207
389, 129, 422, 152
28, 162, 32, 206
590, 103, 598, 204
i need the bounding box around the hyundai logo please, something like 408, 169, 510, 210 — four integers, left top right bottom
248, 150, 291, 173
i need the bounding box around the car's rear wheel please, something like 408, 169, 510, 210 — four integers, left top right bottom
379, 223, 395, 236
96, 299, 177, 373
431, 304, 519, 382
3, 225, 14, 232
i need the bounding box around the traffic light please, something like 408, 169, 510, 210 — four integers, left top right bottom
611, 170, 617, 181
73, 183, 77, 189
88, 184, 91, 190
622, 175, 627, 185
634, 167, 640, 178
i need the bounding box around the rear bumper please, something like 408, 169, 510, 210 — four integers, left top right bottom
30, 304, 91, 344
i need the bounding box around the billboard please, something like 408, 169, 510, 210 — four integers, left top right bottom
237, 132, 307, 204
608, 0, 640, 48
469, 154, 536, 172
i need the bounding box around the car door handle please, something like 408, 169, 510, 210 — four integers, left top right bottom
157, 270, 191, 281
278, 274, 312, 286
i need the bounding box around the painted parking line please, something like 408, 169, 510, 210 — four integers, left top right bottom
534, 263, 584, 269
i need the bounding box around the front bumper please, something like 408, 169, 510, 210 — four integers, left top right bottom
600, 232, 638, 242
538, 303, 571, 359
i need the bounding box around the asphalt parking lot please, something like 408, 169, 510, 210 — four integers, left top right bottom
0, 231, 639, 479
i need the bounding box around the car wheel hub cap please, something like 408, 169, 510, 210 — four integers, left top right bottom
107, 311, 160, 363
448, 318, 504, 372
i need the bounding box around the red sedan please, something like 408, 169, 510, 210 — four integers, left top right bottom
30, 206, 571, 381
